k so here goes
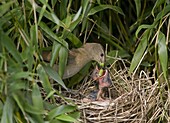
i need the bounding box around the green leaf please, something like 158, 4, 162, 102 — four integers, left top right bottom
0, 29, 22, 64
42, 64, 68, 90
8, 72, 31, 81
37, 64, 52, 94
73, 6, 82, 22
81, 0, 91, 33
62, 15, 82, 40
51, 12, 66, 28
158, 31, 168, 79
38, 0, 52, 12
24, 46, 34, 71
88, 5, 125, 16
61, 15, 72, 39
39, 22, 68, 48
58, 45, 68, 77
9, 80, 29, 93
65, 14, 72, 28
129, 30, 149, 73
108, 50, 130, 58
70, 15, 82, 32
0, 1, 14, 17
12, 93, 25, 116
30, 25, 38, 50
50, 119, 67, 123
32, 83, 44, 123
24, 102, 46, 115
153, 4, 170, 25
36, 7, 65, 28
36, 7, 53, 22
48, 105, 77, 120
13, 93, 46, 115
38, 3, 47, 24
0, 100, 3, 119
69, 111, 81, 120
44, 90, 56, 101
50, 42, 61, 66
135, 24, 154, 38
1, 97, 14, 123
82, 0, 90, 18
0, 8, 21, 27
134, 0, 141, 18
32, 83, 44, 110
152, 0, 165, 17
56, 114, 77, 122
67, 33, 82, 47
59, 0, 67, 19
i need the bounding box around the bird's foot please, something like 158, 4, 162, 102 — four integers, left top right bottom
96, 97, 105, 101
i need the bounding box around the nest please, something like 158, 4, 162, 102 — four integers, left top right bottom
55, 60, 170, 123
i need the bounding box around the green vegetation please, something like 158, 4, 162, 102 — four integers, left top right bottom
0, 0, 170, 122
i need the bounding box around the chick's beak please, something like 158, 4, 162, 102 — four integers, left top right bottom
98, 69, 112, 88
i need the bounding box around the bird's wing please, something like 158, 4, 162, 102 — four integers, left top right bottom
67, 49, 80, 65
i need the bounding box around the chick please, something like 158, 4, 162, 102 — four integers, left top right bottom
92, 66, 112, 101
97, 69, 112, 100
42, 43, 105, 79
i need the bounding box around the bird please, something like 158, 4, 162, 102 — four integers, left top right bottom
92, 65, 112, 101
42, 43, 105, 79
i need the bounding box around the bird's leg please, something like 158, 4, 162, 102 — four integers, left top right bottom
96, 87, 104, 101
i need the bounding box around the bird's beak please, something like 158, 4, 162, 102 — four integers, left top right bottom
99, 62, 104, 68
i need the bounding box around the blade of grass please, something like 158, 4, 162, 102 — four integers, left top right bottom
152, 0, 165, 17
32, 83, 44, 123
134, 0, 141, 18
58, 44, 68, 77
32, 83, 44, 110
0, 29, 22, 64
0, 1, 14, 17
129, 30, 149, 73
50, 42, 61, 67
37, 64, 53, 94
1, 97, 14, 123
38, 3, 47, 25
158, 31, 168, 80
56, 114, 77, 122
67, 33, 82, 47
39, 22, 68, 48
73, 6, 82, 22
48, 105, 77, 120
88, 5, 125, 16
42, 64, 68, 91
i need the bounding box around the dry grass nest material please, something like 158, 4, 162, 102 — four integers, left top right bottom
56, 60, 170, 123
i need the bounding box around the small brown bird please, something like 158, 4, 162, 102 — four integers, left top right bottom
92, 66, 112, 101
42, 43, 105, 79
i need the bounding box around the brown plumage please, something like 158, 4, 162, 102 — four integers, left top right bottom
42, 43, 105, 79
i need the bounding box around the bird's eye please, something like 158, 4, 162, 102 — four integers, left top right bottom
100, 53, 104, 57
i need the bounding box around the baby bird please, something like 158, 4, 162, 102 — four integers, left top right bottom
97, 69, 112, 100
42, 43, 105, 79
92, 66, 112, 101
